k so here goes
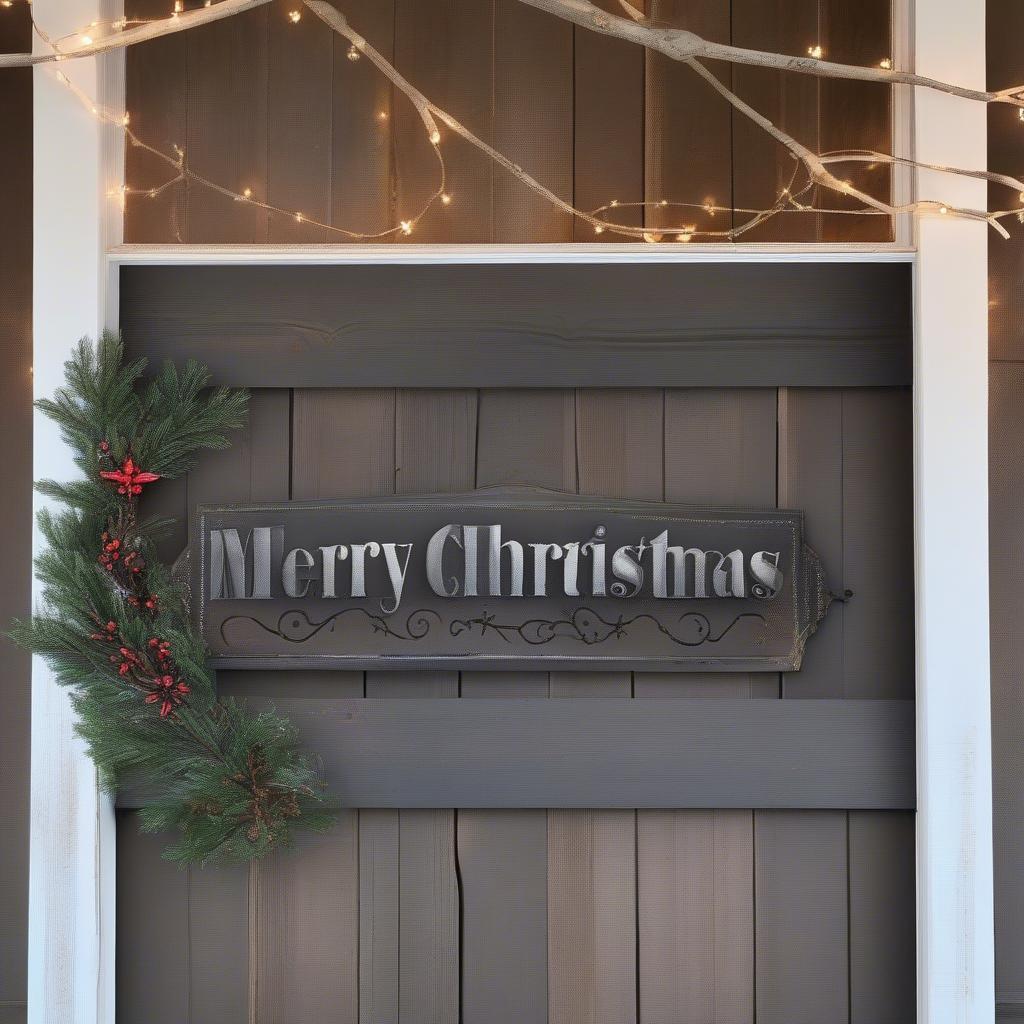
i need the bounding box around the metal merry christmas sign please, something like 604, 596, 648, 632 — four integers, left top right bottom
192, 487, 832, 672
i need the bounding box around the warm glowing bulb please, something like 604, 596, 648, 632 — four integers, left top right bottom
677, 227, 695, 242
122, 113, 130, 126
376, 110, 388, 122
1019, 108, 1024, 122
441, 193, 452, 205
642, 231, 663, 243
400, 220, 413, 235
295, 212, 304, 222
610, 199, 618, 207
594, 224, 604, 234
0, 2, 13, 8
879, 57, 892, 70
174, 0, 183, 11
243, 187, 252, 198
1018, 191, 1024, 204
807, 44, 823, 59
81, 34, 93, 44
939, 205, 948, 215
703, 198, 715, 215
659, 199, 667, 207
288, 9, 301, 22
430, 130, 441, 145
347, 45, 360, 61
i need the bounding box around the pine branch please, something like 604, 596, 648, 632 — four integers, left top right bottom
15, 334, 329, 864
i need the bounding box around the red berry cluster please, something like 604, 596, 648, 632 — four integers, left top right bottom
89, 619, 191, 718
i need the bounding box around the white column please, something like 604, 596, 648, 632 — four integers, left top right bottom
913, 1, 994, 1022
29, 2, 122, 1022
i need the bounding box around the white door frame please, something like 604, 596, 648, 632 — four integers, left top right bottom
28, 0, 993, 1021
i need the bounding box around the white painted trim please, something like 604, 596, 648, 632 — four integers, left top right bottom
106, 242, 916, 265
29, 1, 122, 1023
913, 1, 994, 1022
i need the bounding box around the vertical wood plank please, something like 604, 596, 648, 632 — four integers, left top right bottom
291, 387, 397, 1023
185, 8, 269, 242
849, 812, 916, 1024
492, 1, 573, 242
635, 810, 753, 1024
0, 9, 30, 1015
292, 389, 396, 499
330, 0, 397, 237
546, 389, 662, 1024
573, 0, 645, 240
393, 0, 493, 242
841, 389, 915, 1023
732, 0, 821, 242
990, 364, 1024, 1007
459, 389, 573, 1024
634, 388, 775, 1024
267, 0, 333, 242
645, 0, 732, 239
360, 809, 400, 1024
819, 0, 892, 242
754, 811, 849, 1024
189, 862, 251, 1024
187, 390, 291, 528
758, 387, 848, 1023
116, 820, 190, 1024
253, 826, 360, 1024
475, 390, 576, 491
840, 390, 914, 700
124, 0, 188, 243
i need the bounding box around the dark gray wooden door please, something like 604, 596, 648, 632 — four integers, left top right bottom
118, 383, 914, 1024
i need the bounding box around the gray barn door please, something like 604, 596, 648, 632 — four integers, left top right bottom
117, 383, 914, 1024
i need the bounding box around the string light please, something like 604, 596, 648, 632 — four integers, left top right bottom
14, 0, 1021, 243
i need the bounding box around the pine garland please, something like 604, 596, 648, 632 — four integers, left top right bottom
12, 333, 332, 863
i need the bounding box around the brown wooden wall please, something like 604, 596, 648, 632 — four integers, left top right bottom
0, 6, 31, 1024
119, 383, 915, 1024
123, 0, 893, 246
989, 1, 1024, 1018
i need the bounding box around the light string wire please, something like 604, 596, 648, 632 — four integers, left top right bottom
7, 0, 1024, 241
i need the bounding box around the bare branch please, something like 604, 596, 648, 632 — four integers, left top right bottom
513, 0, 1023, 109
0, 0, 272, 67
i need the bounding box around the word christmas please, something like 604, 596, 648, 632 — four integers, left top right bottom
208, 523, 785, 613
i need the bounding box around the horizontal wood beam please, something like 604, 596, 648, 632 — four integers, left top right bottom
120, 263, 912, 388
119, 698, 915, 809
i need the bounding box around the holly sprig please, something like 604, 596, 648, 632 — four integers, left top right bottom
13, 333, 332, 862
